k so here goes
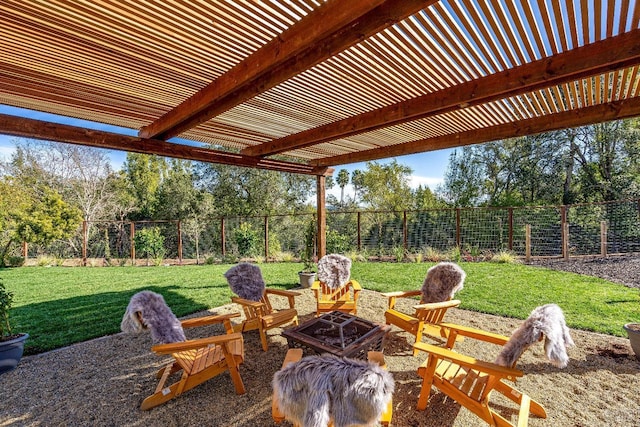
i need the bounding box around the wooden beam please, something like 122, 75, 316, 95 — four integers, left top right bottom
139, 0, 437, 140
0, 114, 330, 176
242, 29, 640, 157
311, 97, 640, 167
316, 175, 326, 259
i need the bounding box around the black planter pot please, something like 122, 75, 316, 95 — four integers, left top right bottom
0, 333, 29, 375
623, 323, 640, 361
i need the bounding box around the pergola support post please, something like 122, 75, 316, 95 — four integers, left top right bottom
316, 175, 326, 259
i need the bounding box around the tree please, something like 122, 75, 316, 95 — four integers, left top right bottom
8, 139, 122, 223
438, 148, 485, 206
194, 163, 314, 216
412, 185, 444, 210
570, 120, 640, 202
336, 169, 350, 204
438, 119, 640, 207
0, 177, 32, 264
122, 153, 167, 219
155, 159, 198, 220
14, 187, 82, 247
351, 169, 364, 203
358, 160, 413, 212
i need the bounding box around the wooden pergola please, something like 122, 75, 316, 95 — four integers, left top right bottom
1, 1, 639, 257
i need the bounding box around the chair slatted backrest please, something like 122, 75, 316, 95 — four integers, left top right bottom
418, 306, 446, 324
321, 282, 350, 302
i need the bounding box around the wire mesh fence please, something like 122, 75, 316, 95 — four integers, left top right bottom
18, 198, 640, 265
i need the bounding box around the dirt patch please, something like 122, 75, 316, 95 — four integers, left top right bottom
1, 283, 638, 427
529, 255, 640, 288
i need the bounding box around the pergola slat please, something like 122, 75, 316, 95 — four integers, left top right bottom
0, 0, 637, 178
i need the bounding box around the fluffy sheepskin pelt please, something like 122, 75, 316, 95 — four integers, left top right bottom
495, 303, 575, 368
317, 254, 352, 290
273, 354, 394, 427
420, 262, 466, 303
224, 262, 266, 302
120, 290, 186, 344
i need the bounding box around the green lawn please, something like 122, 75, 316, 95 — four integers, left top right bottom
1, 262, 638, 355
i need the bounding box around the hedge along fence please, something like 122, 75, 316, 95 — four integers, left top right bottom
16, 198, 640, 265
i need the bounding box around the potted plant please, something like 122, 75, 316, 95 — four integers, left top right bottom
623, 323, 640, 361
0, 279, 28, 375
298, 218, 317, 288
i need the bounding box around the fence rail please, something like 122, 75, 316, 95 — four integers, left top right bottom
16, 199, 640, 265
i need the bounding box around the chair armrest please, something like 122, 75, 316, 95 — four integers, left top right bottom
310, 280, 320, 290
180, 312, 240, 329
381, 290, 422, 298
382, 289, 422, 309
231, 296, 265, 308
266, 288, 302, 297
350, 279, 362, 291
152, 332, 243, 355
413, 299, 461, 311
414, 342, 523, 380
439, 322, 510, 346
266, 288, 300, 308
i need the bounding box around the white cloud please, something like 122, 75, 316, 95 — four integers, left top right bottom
409, 175, 443, 190
0, 145, 15, 160
327, 183, 354, 201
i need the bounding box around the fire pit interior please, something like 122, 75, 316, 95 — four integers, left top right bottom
282, 311, 387, 359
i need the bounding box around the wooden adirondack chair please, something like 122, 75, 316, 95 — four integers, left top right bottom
384, 295, 461, 356
311, 254, 361, 315
383, 262, 466, 355
231, 288, 300, 351
272, 349, 393, 427
225, 262, 301, 351
141, 313, 246, 410
414, 304, 574, 426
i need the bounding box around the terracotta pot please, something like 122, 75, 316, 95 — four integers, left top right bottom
623, 323, 640, 361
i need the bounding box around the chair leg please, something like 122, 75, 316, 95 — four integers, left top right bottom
412, 324, 424, 357
272, 349, 304, 424
368, 351, 393, 426
228, 364, 246, 394
141, 380, 183, 410
259, 326, 269, 351
494, 380, 547, 419
416, 355, 438, 411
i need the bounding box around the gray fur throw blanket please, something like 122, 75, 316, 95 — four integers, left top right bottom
224, 262, 266, 301
495, 303, 575, 368
420, 262, 466, 303
273, 354, 394, 427
317, 254, 352, 290
120, 290, 186, 344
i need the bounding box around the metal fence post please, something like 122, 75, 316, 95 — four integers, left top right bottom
177, 220, 183, 265
560, 206, 568, 259
130, 222, 135, 264
221, 217, 226, 256
264, 215, 269, 261
508, 207, 513, 250
357, 211, 361, 252
456, 208, 461, 248
525, 224, 531, 262
403, 210, 408, 253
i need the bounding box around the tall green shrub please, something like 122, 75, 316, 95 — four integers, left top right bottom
234, 222, 259, 257
134, 227, 166, 266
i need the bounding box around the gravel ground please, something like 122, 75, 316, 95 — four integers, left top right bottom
1, 260, 639, 427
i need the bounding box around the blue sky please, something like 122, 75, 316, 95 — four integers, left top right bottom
0, 105, 453, 197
